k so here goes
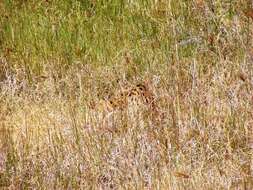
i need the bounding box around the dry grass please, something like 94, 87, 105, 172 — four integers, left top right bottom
0, 0, 253, 189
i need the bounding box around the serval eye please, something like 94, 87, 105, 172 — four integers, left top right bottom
136, 84, 146, 91
109, 100, 114, 105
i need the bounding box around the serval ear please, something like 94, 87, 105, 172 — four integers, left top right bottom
142, 78, 154, 91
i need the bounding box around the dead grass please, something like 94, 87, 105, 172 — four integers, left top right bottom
0, 0, 253, 189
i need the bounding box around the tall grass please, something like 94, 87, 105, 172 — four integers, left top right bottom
0, 0, 253, 189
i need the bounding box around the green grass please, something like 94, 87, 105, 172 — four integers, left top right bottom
0, 0, 253, 189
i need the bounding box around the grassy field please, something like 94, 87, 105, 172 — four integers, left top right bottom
0, 0, 253, 189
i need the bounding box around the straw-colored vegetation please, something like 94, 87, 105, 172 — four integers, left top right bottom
0, 0, 253, 189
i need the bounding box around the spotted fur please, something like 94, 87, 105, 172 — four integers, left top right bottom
93, 83, 155, 111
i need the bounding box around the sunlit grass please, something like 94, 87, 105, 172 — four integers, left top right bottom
0, 0, 253, 189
